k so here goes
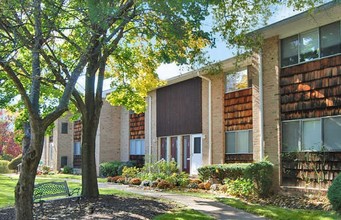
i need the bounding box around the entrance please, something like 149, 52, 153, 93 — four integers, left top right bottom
182, 136, 190, 173
190, 134, 202, 175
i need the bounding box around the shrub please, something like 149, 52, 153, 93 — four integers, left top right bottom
117, 161, 135, 175
99, 161, 122, 177
0, 160, 10, 173
176, 172, 190, 187
198, 163, 250, 183
225, 178, 255, 198
0, 154, 14, 161
122, 166, 140, 180
42, 165, 51, 175
129, 178, 142, 185
61, 165, 73, 174
140, 160, 178, 179
157, 180, 171, 189
244, 160, 274, 198
8, 154, 22, 170
328, 174, 341, 214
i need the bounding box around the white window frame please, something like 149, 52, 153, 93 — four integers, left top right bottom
225, 129, 253, 154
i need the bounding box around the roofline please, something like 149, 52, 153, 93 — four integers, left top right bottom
255, 1, 338, 37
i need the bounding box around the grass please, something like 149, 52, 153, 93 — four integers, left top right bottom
153, 209, 214, 220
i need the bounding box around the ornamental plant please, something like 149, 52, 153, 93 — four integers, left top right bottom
328, 174, 341, 214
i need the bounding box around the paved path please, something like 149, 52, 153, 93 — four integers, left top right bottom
99, 183, 267, 220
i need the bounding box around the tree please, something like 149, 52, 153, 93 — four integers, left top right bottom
0, 110, 21, 158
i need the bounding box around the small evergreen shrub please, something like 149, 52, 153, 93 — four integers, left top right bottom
0, 160, 10, 173
244, 160, 273, 197
99, 161, 122, 177
198, 163, 250, 183
8, 154, 22, 170
62, 165, 73, 174
328, 174, 341, 214
117, 161, 135, 175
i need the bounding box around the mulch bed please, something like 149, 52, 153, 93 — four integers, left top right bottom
0, 195, 176, 220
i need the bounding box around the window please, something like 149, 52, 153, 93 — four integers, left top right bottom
61, 122, 68, 134
193, 137, 201, 153
74, 142, 81, 155
225, 130, 253, 154
282, 116, 341, 152
299, 29, 319, 62
320, 22, 341, 57
225, 69, 249, 93
281, 21, 341, 67
130, 139, 145, 155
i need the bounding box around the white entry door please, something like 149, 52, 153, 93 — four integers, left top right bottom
190, 134, 202, 175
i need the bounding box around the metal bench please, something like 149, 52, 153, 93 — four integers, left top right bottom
33, 181, 80, 215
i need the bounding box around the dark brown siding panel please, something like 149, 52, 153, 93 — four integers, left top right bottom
157, 77, 202, 137
280, 55, 341, 120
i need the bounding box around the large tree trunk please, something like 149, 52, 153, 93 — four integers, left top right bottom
15, 122, 44, 220
81, 114, 100, 197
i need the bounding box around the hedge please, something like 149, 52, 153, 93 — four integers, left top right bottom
328, 174, 341, 214
8, 154, 22, 170
198, 163, 250, 182
0, 160, 10, 173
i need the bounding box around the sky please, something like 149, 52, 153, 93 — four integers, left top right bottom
155, 4, 312, 80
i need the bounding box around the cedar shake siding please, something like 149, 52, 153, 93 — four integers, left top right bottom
281, 55, 341, 120
73, 120, 82, 168
280, 55, 341, 188
156, 77, 202, 137
224, 88, 253, 163
129, 113, 145, 139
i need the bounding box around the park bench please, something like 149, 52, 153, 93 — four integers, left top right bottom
33, 181, 80, 215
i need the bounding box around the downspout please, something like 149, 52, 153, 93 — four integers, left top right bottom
148, 95, 152, 168
197, 73, 212, 165
259, 50, 264, 161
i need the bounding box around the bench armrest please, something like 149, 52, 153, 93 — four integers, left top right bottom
70, 188, 80, 196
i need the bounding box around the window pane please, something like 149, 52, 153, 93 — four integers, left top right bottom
61, 123, 68, 134
320, 21, 341, 57
281, 35, 299, 67
194, 137, 201, 153
302, 120, 321, 151
74, 142, 81, 155
141, 140, 145, 155
236, 130, 249, 153
248, 130, 253, 153
130, 140, 136, 155
226, 132, 235, 153
136, 140, 142, 155
226, 69, 248, 93
282, 121, 300, 152
323, 117, 341, 151
300, 29, 319, 62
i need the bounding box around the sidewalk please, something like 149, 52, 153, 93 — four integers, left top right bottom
99, 183, 267, 220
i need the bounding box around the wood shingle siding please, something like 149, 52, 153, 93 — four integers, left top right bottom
280, 55, 341, 120
73, 120, 82, 142
129, 113, 145, 139
224, 88, 253, 131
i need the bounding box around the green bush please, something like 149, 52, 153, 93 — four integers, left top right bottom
198, 163, 250, 183
62, 165, 73, 174
117, 161, 135, 175
225, 178, 255, 198
328, 174, 341, 214
8, 154, 22, 170
99, 161, 122, 177
139, 160, 179, 181
244, 160, 274, 198
0, 153, 14, 161
122, 166, 140, 180
0, 160, 10, 173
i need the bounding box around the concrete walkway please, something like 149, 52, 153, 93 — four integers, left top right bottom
99, 183, 267, 220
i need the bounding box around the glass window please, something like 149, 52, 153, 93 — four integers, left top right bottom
194, 137, 201, 153
226, 69, 249, 93
130, 139, 145, 155
281, 35, 299, 67
282, 121, 300, 152
323, 117, 341, 151
302, 119, 321, 151
299, 29, 319, 62
73, 142, 81, 155
61, 122, 68, 134
320, 21, 341, 57
226, 130, 252, 154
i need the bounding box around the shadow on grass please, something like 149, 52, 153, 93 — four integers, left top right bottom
153, 209, 214, 220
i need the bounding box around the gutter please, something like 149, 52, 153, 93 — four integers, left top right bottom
148, 95, 152, 168
197, 73, 212, 165
259, 51, 264, 160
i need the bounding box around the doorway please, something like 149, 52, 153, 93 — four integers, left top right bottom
190, 134, 202, 175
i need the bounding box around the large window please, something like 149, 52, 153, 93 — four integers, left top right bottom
282, 116, 341, 152
225, 69, 250, 93
281, 21, 341, 67
130, 139, 145, 155
73, 142, 81, 155
225, 130, 253, 154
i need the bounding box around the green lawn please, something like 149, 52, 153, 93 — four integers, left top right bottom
154, 209, 214, 220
